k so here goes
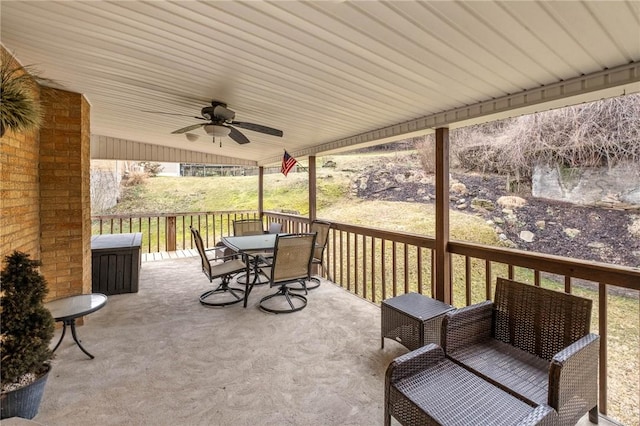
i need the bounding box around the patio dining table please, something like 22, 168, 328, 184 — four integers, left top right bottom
221, 234, 280, 303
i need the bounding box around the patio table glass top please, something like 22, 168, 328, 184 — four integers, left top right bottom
221, 234, 278, 252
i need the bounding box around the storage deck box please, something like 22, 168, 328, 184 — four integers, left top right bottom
91, 233, 142, 295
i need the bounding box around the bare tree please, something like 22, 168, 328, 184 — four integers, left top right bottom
90, 168, 120, 213
447, 93, 640, 177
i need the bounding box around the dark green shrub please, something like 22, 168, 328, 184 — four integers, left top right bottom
1, 251, 55, 389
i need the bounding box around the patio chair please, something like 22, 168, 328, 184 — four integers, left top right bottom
441, 278, 599, 425
246, 222, 282, 280
310, 220, 331, 287
233, 218, 264, 236
266, 222, 282, 234
190, 226, 248, 307
232, 218, 270, 284
290, 220, 331, 291
258, 233, 317, 314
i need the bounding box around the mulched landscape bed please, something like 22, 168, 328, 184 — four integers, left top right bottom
354, 165, 639, 269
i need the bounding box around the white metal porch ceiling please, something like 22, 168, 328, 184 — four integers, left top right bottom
1, 1, 639, 166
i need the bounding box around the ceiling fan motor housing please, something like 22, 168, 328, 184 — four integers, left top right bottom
201, 104, 235, 122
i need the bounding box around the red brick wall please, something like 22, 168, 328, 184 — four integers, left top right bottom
38, 88, 91, 299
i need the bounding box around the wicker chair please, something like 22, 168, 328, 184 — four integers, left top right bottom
258, 233, 316, 314
190, 226, 248, 307
385, 344, 559, 426
442, 278, 599, 425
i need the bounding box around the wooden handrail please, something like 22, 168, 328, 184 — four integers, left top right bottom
449, 240, 640, 290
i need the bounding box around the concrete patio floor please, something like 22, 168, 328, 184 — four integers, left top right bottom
34, 256, 406, 425
31, 255, 615, 426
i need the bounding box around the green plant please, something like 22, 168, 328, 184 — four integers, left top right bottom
1, 251, 55, 391
0, 50, 43, 138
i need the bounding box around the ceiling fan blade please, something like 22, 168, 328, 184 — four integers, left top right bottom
230, 121, 283, 137
228, 126, 250, 144
171, 123, 206, 134
142, 110, 206, 120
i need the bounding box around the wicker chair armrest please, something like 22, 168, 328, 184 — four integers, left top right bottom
385, 343, 444, 385
548, 333, 599, 413
442, 300, 493, 353
515, 404, 558, 426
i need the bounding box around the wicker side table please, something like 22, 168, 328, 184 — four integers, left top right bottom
381, 292, 453, 351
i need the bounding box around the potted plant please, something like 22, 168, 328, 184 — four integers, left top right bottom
1, 251, 55, 419
0, 49, 44, 138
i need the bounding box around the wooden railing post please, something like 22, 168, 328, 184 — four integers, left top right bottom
166, 216, 177, 252
309, 156, 317, 222
434, 127, 452, 304
599, 283, 608, 415
258, 166, 264, 219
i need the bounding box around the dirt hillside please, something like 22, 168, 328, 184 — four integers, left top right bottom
351, 154, 640, 269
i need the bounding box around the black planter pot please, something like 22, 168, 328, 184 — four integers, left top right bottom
0, 364, 51, 420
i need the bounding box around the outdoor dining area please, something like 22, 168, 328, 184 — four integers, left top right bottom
190, 218, 331, 313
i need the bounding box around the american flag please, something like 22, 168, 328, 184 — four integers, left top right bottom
281, 150, 297, 176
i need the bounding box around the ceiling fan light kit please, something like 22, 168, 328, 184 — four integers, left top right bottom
185, 133, 199, 142
203, 124, 231, 137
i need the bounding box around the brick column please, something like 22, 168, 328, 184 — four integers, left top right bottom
39, 88, 91, 299
0, 49, 41, 259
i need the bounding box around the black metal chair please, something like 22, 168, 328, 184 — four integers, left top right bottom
190, 226, 248, 307
258, 233, 317, 314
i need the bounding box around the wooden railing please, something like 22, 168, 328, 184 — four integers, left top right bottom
92, 210, 640, 424
91, 211, 260, 253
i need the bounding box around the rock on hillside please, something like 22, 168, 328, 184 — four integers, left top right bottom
353, 160, 640, 269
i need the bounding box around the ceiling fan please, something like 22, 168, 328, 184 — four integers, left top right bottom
146, 101, 283, 145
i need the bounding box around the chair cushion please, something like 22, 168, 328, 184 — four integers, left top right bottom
447, 339, 549, 406
392, 356, 549, 426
